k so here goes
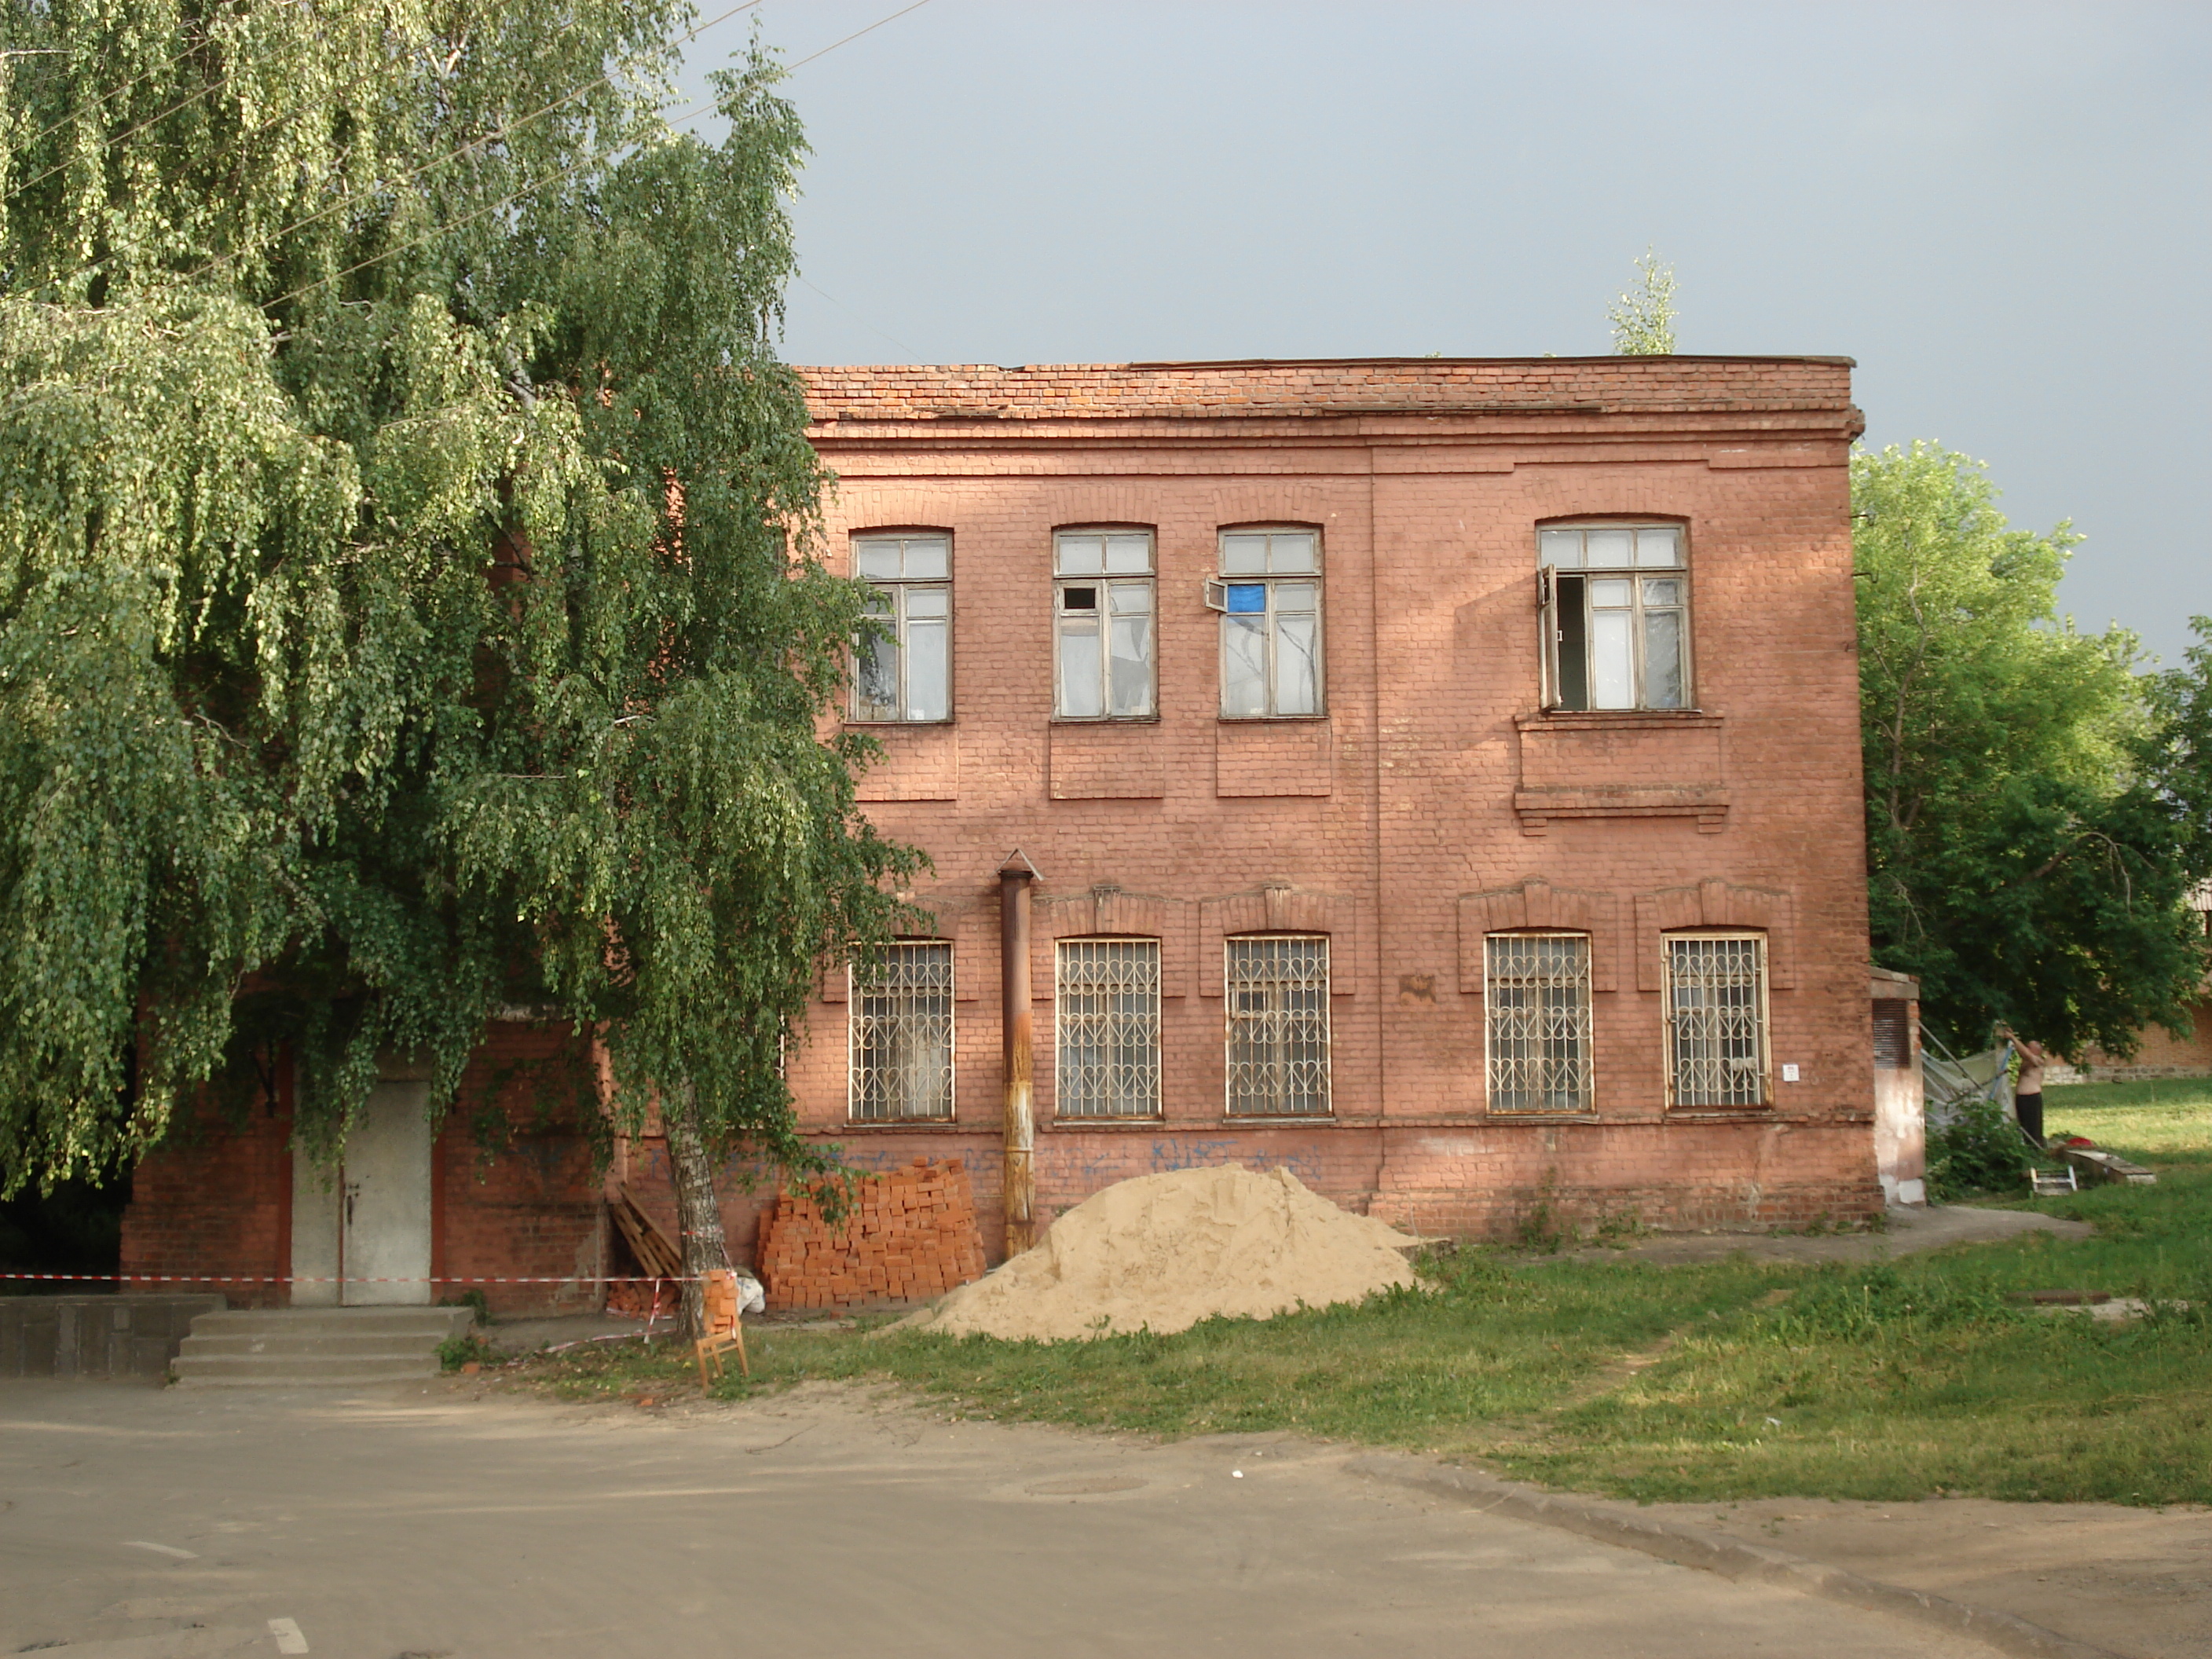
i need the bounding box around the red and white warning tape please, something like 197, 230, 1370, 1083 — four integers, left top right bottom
0, 1283, 698, 1291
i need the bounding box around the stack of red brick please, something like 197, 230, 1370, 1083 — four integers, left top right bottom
756, 1158, 986, 1309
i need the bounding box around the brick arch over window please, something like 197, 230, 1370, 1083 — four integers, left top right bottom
819, 892, 989, 1005
1031, 885, 1192, 1001
1634, 880, 1796, 990
1198, 883, 1361, 998
1511, 472, 1699, 522
1203, 486, 1345, 530
1456, 878, 1620, 994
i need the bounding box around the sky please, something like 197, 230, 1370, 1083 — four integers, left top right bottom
673, 1, 2211, 665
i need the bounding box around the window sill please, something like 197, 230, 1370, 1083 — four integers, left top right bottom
1664, 1108, 1773, 1119
836, 1118, 965, 1132
1217, 712, 1329, 723
1222, 1114, 1335, 1125
845, 718, 955, 729
1482, 1112, 1602, 1123
1525, 708, 1715, 727
1049, 715, 1161, 726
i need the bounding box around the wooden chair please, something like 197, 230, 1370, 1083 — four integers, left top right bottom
693, 1269, 750, 1386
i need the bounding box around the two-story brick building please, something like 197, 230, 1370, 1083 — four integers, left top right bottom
120, 356, 1882, 1312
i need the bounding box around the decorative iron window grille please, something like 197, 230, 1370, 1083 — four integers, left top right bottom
848, 942, 954, 1121
1225, 935, 1331, 1117
1055, 939, 1162, 1119
1485, 933, 1593, 1112
1666, 934, 1768, 1108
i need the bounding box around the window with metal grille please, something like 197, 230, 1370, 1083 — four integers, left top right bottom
1055, 939, 1162, 1119
848, 943, 954, 1121
1485, 933, 1593, 1112
1225, 935, 1330, 1116
1666, 934, 1768, 1108
1871, 999, 1913, 1070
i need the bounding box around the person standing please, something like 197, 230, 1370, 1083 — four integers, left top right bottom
1998, 1027, 2049, 1147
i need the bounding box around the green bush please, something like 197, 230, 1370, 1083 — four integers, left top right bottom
1926, 1094, 2034, 1199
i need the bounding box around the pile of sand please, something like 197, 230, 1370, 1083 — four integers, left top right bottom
904, 1165, 1423, 1342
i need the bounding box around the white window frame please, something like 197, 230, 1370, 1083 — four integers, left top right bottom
1484, 932, 1595, 1114
1537, 522, 1692, 712
1664, 932, 1770, 1109
851, 534, 952, 723
1053, 529, 1156, 720
1223, 933, 1331, 1118
848, 941, 955, 1122
1207, 528, 1324, 718
1054, 939, 1163, 1119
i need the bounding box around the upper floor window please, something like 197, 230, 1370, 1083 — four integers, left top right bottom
1666, 933, 1767, 1108
1485, 932, 1593, 1113
849, 942, 954, 1121
1055, 530, 1155, 719
1210, 529, 1323, 717
1538, 524, 1689, 711
851, 534, 950, 723
1055, 939, 1162, 1119
1225, 934, 1331, 1116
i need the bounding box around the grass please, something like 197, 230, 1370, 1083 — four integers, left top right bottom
502, 1081, 2212, 1507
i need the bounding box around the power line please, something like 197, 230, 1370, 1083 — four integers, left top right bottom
785, 0, 933, 71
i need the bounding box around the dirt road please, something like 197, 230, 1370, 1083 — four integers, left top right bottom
2, 1376, 2022, 1659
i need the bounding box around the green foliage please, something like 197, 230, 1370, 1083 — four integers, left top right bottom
1853, 441, 2206, 1057
1924, 1094, 2035, 1201
0, 2, 922, 1196
2140, 616, 2212, 879
1607, 247, 1675, 355
438, 1329, 500, 1371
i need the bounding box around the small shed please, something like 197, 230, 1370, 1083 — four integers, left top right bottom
1870, 968, 1925, 1205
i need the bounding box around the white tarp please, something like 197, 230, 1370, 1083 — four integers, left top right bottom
1922, 1042, 2013, 1129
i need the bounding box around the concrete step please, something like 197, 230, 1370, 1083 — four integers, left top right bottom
172, 1305, 474, 1388
189, 1307, 473, 1339
179, 1330, 456, 1359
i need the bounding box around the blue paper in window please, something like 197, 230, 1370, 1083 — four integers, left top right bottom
1225, 584, 1265, 613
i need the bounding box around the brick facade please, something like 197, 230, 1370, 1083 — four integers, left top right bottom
788, 356, 1881, 1249
122, 355, 1885, 1310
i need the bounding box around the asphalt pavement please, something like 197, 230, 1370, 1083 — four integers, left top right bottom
0, 1376, 2011, 1659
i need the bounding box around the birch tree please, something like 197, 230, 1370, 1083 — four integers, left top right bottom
0, 0, 919, 1331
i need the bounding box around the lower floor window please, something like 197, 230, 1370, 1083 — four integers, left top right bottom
1485, 932, 1593, 1112
1667, 933, 1767, 1108
849, 942, 954, 1121
1056, 939, 1162, 1118
1225, 934, 1331, 1116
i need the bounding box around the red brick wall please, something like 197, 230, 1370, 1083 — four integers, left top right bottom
120, 357, 1888, 1301
120, 1092, 291, 1307
786, 357, 1882, 1257
434, 1025, 605, 1317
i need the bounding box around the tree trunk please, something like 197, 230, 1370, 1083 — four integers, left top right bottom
662, 1086, 731, 1340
